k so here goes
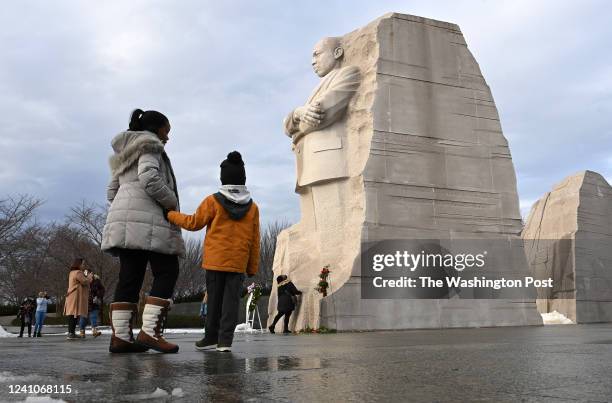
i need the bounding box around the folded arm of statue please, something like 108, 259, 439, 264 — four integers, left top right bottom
284, 103, 325, 141
293, 66, 361, 143
283, 111, 300, 137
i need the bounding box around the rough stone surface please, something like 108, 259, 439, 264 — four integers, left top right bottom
522, 171, 612, 323
2, 325, 612, 402
270, 12, 541, 331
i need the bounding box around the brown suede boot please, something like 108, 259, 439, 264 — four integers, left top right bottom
109, 302, 149, 354
135, 296, 179, 353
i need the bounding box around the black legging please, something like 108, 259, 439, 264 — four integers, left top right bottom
67, 315, 79, 335
271, 311, 292, 332
19, 319, 32, 337
113, 249, 179, 303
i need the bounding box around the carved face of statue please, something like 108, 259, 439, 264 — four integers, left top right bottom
312, 37, 343, 78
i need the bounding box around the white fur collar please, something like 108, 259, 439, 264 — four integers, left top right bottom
108, 131, 164, 177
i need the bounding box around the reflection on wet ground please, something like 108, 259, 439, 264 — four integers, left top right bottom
2, 325, 612, 401
197, 355, 325, 375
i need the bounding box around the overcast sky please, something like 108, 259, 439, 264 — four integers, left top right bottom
1, 0, 610, 227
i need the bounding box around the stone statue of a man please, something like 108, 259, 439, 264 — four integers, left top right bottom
284, 37, 360, 190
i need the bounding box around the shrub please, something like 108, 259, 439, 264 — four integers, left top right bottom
11, 316, 66, 326
0, 305, 19, 316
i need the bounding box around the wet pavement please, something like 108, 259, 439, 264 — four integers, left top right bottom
1, 324, 612, 402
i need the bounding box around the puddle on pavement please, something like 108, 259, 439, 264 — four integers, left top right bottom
196, 355, 327, 375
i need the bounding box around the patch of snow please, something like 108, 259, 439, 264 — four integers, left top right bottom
12, 326, 263, 336
235, 323, 251, 331
17, 327, 206, 336
124, 387, 183, 400
0, 371, 40, 382
93, 327, 204, 336
0, 325, 16, 337
541, 310, 574, 324
148, 388, 169, 398
161, 328, 204, 334
235, 323, 265, 333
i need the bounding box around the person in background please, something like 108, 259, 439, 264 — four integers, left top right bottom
64, 258, 92, 340
80, 274, 105, 338
199, 291, 208, 328
269, 275, 302, 334
166, 151, 260, 352
17, 297, 35, 338
33, 291, 50, 337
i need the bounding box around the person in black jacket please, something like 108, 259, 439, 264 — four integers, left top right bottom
17, 297, 35, 338
269, 275, 302, 334
80, 274, 105, 338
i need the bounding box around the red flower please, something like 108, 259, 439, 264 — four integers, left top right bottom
316, 266, 331, 296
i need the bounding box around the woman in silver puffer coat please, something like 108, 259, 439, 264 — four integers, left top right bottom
102, 109, 185, 354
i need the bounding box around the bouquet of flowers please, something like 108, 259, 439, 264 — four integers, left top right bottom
315, 265, 331, 297
247, 282, 262, 313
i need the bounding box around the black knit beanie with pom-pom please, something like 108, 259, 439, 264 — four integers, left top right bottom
220, 151, 246, 185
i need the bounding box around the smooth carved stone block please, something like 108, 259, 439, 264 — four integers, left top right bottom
270, 12, 542, 331
522, 171, 612, 323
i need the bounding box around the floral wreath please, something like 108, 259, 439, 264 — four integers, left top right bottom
315, 265, 331, 297
247, 282, 262, 313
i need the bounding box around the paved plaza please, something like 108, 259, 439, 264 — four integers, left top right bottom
1, 324, 612, 402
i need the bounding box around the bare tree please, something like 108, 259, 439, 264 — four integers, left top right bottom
65, 202, 119, 302
0, 195, 43, 254
172, 219, 291, 298
174, 237, 206, 299
0, 195, 45, 304
0, 194, 292, 308
67, 201, 106, 247
9, 202, 120, 313
41, 223, 92, 310
252, 219, 290, 289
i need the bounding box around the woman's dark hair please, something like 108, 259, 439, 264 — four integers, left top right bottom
276, 275, 287, 284
128, 109, 169, 134
70, 258, 84, 271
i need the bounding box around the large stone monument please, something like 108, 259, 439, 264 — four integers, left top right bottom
269, 12, 542, 331
522, 171, 612, 323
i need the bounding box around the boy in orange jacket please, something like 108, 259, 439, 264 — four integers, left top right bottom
166, 151, 259, 352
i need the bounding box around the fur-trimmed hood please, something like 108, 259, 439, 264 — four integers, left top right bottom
109, 131, 164, 177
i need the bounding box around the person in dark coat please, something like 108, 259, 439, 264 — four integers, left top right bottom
80, 274, 105, 337
268, 275, 302, 334
17, 297, 35, 337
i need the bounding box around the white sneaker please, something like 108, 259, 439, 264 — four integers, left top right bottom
216, 345, 231, 352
